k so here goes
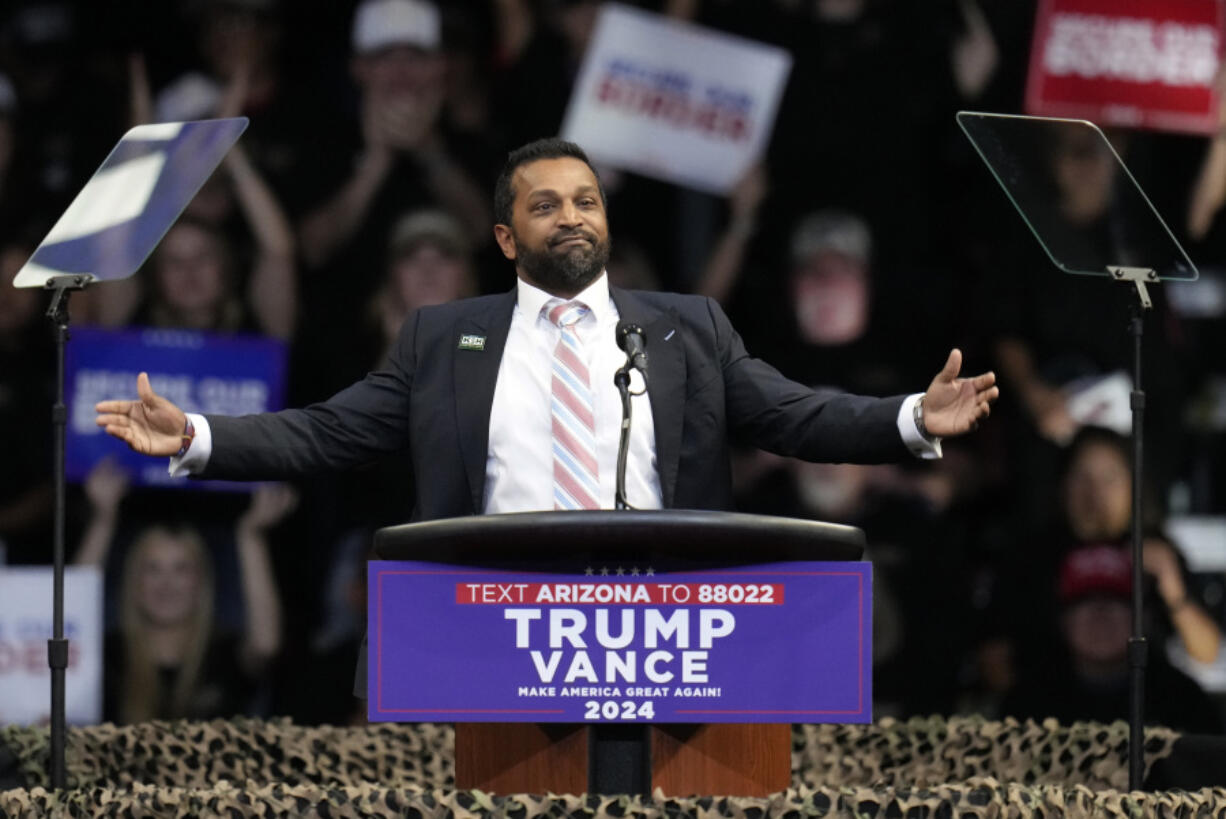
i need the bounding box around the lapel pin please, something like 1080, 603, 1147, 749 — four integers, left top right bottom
458, 334, 486, 351
664, 329, 676, 341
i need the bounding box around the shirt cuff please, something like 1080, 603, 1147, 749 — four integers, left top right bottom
169, 413, 213, 476
898, 394, 942, 460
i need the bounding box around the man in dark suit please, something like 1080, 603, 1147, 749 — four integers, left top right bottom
96, 139, 998, 514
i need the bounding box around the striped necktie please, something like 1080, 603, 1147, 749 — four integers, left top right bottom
545, 299, 600, 509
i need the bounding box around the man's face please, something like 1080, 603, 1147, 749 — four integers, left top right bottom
495, 157, 611, 296
790, 250, 869, 345
1064, 442, 1131, 541
1062, 596, 1131, 668
354, 46, 444, 99
392, 243, 471, 312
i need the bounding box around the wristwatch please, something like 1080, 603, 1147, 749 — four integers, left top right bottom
913, 396, 931, 440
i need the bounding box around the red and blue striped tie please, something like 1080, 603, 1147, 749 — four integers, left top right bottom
546, 299, 600, 509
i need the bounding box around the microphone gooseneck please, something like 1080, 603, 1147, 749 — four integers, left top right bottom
613, 322, 647, 510
616, 322, 648, 379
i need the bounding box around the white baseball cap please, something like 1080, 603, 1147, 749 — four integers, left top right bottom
352, 0, 440, 54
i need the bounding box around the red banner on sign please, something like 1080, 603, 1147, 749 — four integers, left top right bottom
1026, 0, 1224, 134
455, 582, 786, 605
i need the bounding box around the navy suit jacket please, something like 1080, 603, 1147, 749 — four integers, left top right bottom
201, 286, 912, 515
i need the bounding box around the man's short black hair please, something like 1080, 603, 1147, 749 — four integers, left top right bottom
493, 138, 607, 227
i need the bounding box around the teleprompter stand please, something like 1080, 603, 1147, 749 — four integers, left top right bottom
958, 112, 1200, 791
373, 509, 866, 795
1110, 266, 1154, 790
11, 117, 248, 788
44, 276, 87, 789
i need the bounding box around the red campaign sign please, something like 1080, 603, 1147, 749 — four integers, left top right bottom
1026, 0, 1225, 135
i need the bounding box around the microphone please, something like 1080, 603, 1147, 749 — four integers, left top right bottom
612, 322, 647, 511
616, 322, 648, 377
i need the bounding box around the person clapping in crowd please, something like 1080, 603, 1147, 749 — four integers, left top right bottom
82, 43, 297, 340
980, 427, 1221, 724
999, 541, 1223, 734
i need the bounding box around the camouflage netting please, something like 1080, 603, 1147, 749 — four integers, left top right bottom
0, 716, 1206, 819
0, 718, 454, 792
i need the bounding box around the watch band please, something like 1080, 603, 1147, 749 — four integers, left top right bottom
913, 396, 930, 439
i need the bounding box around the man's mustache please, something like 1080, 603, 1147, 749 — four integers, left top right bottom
549, 230, 597, 247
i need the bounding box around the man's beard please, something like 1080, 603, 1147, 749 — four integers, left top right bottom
515, 228, 611, 295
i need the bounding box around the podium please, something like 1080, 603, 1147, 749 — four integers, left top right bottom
372, 510, 866, 796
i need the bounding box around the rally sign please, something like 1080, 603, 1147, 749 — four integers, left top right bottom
368, 561, 871, 723
0, 567, 103, 726
560, 3, 791, 194
66, 325, 287, 489
1026, 0, 1224, 135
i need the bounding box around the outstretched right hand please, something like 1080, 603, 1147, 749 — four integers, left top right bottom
95, 372, 188, 457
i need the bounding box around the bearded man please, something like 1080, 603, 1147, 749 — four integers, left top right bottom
96, 138, 997, 518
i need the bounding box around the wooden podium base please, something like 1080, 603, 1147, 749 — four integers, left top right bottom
455, 723, 588, 794
455, 723, 791, 796
651, 724, 791, 796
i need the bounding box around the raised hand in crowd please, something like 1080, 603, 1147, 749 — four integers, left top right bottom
235, 483, 297, 674
951, 0, 999, 101
75, 52, 157, 327
1186, 63, 1226, 240
127, 52, 153, 130
1143, 536, 1222, 665
74, 458, 131, 567
493, 0, 535, 63
216, 55, 298, 340
695, 162, 768, 304
995, 337, 1078, 445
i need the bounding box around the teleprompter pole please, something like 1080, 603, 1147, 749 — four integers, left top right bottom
44, 275, 87, 790
1109, 265, 1155, 792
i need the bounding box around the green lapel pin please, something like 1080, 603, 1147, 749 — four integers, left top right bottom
458, 333, 486, 351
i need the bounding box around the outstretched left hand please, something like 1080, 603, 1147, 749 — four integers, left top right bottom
922, 349, 999, 438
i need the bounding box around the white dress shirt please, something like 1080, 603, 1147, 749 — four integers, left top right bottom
483, 274, 662, 512
173, 272, 937, 499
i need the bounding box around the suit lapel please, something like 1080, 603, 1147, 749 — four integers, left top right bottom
453, 289, 517, 513
611, 287, 686, 508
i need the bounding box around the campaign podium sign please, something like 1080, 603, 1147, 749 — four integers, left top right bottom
65, 325, 287, 489
368, 509, 868, 795
1026, 0, 1224, 135
368, 561, 870, 724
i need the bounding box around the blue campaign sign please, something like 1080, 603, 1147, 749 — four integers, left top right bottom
368, 560, 872, 723
65, 326, 287, 489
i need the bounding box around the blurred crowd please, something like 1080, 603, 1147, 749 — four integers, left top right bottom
2, 0, 1226, 730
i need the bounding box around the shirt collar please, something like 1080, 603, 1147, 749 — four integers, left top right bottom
516, 271, 612, 325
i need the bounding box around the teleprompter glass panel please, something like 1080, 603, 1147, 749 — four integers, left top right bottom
13, 117, 248, 288
957, 111, 1196, 281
